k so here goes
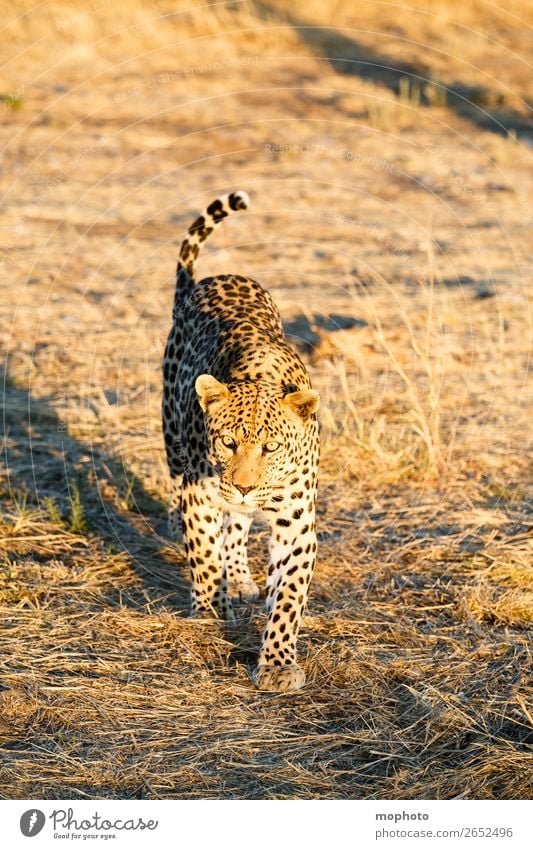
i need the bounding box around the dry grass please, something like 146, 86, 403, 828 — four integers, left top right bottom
0, 0, 531, 799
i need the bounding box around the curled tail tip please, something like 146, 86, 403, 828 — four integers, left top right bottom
228, 189, 249, 210
175, 189, 249, 291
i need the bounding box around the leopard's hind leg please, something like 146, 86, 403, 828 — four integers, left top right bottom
162, 322, 186, 539
223, 512, 260, 602
167, 473, 183, 541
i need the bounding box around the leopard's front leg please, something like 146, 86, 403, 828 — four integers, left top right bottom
181, 477, 234, 621
254, 504, 317, 692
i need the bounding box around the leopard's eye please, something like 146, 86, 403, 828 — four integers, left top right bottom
264, 441, 281, 453
220, 434, 237, 451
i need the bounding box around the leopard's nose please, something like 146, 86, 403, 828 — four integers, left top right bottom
234, 484, 254, 495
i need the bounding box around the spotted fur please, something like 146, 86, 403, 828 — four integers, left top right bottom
162, 191, 320, 692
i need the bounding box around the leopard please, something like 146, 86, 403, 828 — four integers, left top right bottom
162, 190, 320, 693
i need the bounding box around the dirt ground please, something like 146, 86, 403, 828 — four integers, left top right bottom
0, 1, 532, 799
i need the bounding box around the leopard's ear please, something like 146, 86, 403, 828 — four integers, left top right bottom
195, 374, 229, 412
282, 389, 319, 420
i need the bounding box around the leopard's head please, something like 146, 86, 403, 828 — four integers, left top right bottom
196, 375, 319, 509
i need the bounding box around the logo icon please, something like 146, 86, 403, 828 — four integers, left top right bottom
20, 810, 46, 837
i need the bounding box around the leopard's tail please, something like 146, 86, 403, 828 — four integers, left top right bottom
175, 190, 249, 299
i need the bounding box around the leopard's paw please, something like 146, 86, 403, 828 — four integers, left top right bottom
253, 663, 306, 693
228, 577, 261, 603
221, 603, 237, 623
